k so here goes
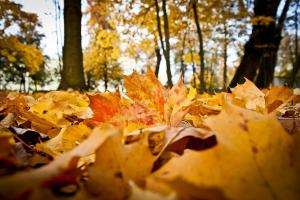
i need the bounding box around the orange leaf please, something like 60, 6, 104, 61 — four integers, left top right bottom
88, 92, 121, 123
265, 85, 293, 112
124, 69, 166, 119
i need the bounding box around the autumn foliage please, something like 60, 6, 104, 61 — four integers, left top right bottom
0, 70, 299, 200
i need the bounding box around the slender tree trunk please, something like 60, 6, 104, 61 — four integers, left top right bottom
191, 48, 196, 88
192, 0, 205, 93
86, 72, 91, 90
154, 0, 164, 78
180, 30, 188, 82
59, 0, 86, 90
154, 38, 161, 77
223, 21, 228, 91
104, 62, 108, 91
230, 0, 291, 88
290, 0, 300, 87
209, 60, 214, 91
162, 0, 173, 88
34, 79, 37, 91
20, 70, 25, 92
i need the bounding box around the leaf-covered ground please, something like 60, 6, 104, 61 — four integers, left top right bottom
0, 70, 299, 200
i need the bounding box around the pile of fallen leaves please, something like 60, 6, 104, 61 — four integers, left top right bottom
0, 69, 299, 200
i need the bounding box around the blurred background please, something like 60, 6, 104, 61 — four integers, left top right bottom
0, 0, 299, 92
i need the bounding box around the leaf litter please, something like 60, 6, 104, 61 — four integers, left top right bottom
0, 70, 299, 200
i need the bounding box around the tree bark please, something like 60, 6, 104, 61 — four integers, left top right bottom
59, 0, 86, 90
191, 47, 196, 88
290, 0, 300, 87
180, 30, 187, 82
104, 62, 108, 91
223, 21, 228, 91
162, 0, 173, 88
154, 0, 165, 77
192, 0, 205, 93
155, 46, 161, 77
230, 0, 291, 88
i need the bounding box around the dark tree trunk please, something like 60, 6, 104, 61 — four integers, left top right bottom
254, 42, 281, 87
191, 48, 196, 88
86, 72, 92, 90
155, 46, 161, 77
230, 0, 291, 88
162, 0, 173, 88
20, 69, 25, 92
34, 79, 37, 91
104, 62, 108, 91
223, 21, 228, 91
154, 0, 164, 78
290, 0, 300, 87
209, 60, 214, 91
59, 0, 86, 90
180, 30, 187, 82
192, 0, 205, 93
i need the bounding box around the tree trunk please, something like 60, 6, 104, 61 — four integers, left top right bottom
104, 62, 108, 91
154, 0, 164, 78
86, 72, 92, 90
191, 48, 196, 88
162, 0, 173, 88
290, 0, 300, 87
192, 0, 205, 93
230, 0, 291, 88
209, 57, 215, 92
59, 0, 86, 90
180, 30, 187, 82
34, 79, 37, 91
223, 21, 228, 91
155, 47, 161, 77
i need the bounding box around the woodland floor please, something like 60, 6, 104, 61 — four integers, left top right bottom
0, 70, 299, 200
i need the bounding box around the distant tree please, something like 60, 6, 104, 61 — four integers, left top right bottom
29, 56, 56, 91
84, 30, 122, 91
85, 1, 123, 91
230, 0, 291, 88
0, 0, 44, 91
59, 0, 86, 90
289, 0, 300, 86
191, 0, 205, 92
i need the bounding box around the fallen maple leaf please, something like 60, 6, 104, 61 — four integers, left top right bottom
29, 91, 92, 127
146, 102, 300, 200
124, 69, 166, 121
87, 92, 121, 124
35, 123, 91, 158
0, 126, 117, 199
231, 78, 266, 111
265, 85, 293, 112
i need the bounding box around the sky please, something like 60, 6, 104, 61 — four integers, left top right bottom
14, 0, 89, 60
13, 0, 242, 89
14, 0, 142, 81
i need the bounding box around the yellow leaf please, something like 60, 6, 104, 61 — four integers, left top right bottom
29, 91, 92, 126
231, 78, 266, 111
36, 123, 92, 158
124, 68, 166, 122
265, 85, 293, 112
147, 103, 300, 200
0, 126, 116, 199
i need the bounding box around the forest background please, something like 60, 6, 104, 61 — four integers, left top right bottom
0, 0, 299, 92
